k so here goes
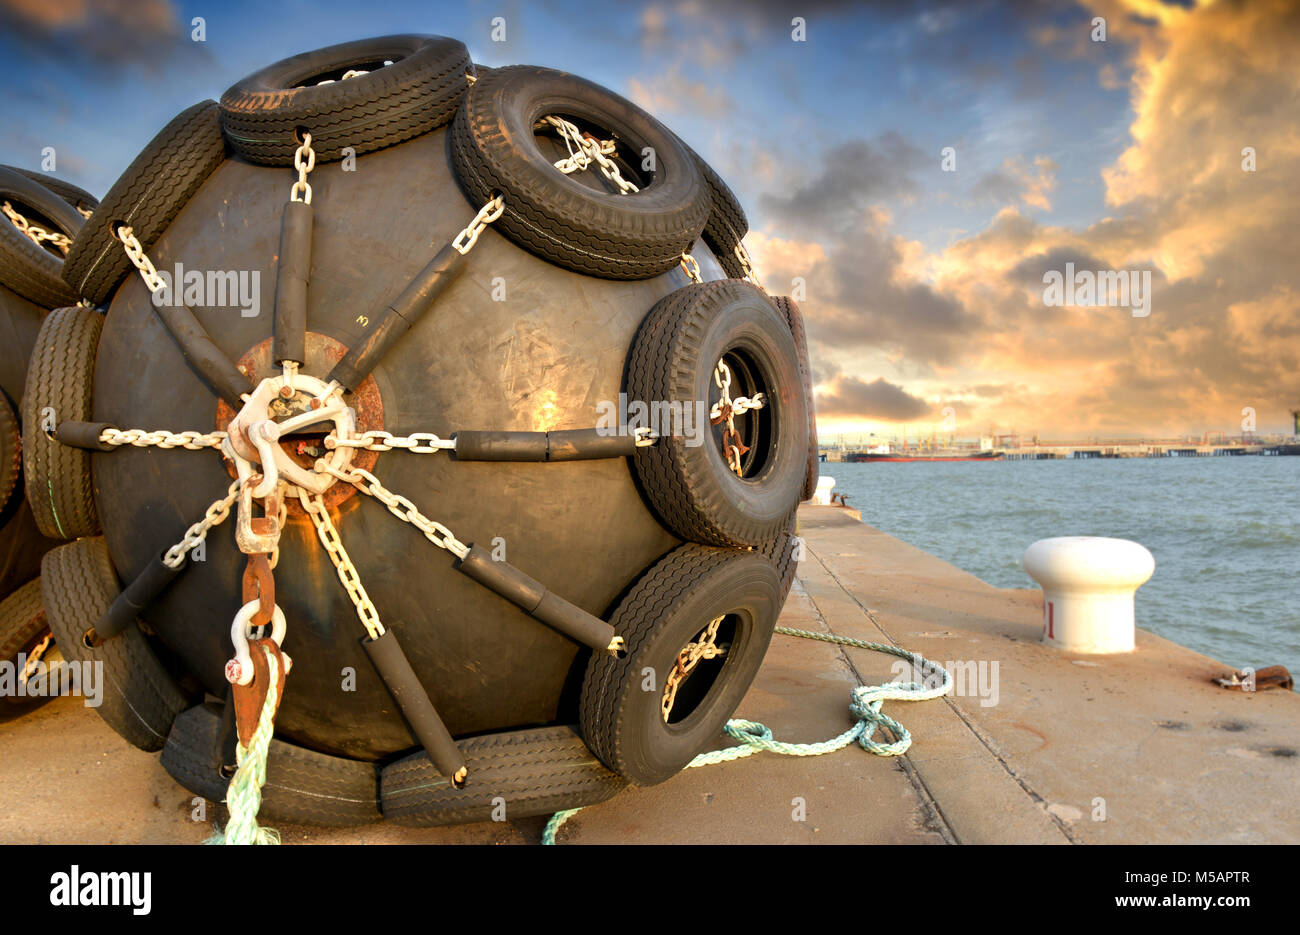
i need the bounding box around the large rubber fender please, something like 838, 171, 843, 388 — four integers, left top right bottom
90, 126, 732, 759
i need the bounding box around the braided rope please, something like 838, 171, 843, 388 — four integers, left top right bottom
207, 644, 282, 845
543, 627, 952, 844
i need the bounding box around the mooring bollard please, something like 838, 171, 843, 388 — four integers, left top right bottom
812, 475, 836, 505
1022, 536, 1154, 653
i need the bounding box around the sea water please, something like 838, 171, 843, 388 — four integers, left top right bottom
826, 456, 1299, 676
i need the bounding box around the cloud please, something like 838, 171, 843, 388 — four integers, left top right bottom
627, 65, 734, 117
816, 375, 931, 421
974, 154, 1058, 211
759, 134, 923, 234
0, 0, 194, 69
775, 0, 1300, 436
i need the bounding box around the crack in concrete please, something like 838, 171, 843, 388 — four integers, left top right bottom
796, 546, 960, 845
802, 540, 1080, 845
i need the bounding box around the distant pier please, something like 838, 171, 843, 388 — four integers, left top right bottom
822, 441, 1300, 461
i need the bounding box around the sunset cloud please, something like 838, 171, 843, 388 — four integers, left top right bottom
746, 0, 1300, 438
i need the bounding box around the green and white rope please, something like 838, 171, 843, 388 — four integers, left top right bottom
207, 644, 283, 846
542, 626, 952, 845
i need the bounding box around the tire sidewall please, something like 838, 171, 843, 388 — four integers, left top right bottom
478, 69, 700, 217
610, 555, 779, 785
225, 35, 459, 109
669, 290, 809, 536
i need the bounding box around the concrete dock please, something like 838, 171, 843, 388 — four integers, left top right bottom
2, 504, 1295, 844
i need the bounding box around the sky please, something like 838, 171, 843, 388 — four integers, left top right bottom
1, 0, 1296, 440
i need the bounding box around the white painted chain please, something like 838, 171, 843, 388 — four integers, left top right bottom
541, 116, 639, 194
326, 430, 456, 454
298, 489, 385, 640
100, 427, 226, 450
735, 242, 765, 291
710, 359, 766, 420
314, 62, 391, 86
3, 201, 71, 253
162, 481, 240, 569
452, 194, 505, 254
291, 132, 316, 204
318, 462, 470, 559
117, 225, 167, 294
710, 392, 765, 420
680, 253, 702, 283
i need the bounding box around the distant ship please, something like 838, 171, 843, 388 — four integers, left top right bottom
846, 448, 1004, 463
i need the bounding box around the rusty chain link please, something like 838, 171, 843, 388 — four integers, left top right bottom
710, 359, 765, 475
661, 615, 729, 721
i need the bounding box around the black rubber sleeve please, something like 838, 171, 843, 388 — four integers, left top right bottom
153, 303, 252, 407
362, 628, 466, 782
272, 199, 312, 366
452, 428, 637, 461
547, 428, 638, 460
54, 421, 118, 452
93, 552, 185, 642
455, 544, 617, 651
328, 242, 465, 391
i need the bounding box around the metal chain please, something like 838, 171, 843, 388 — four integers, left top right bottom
710, 359, 764, 475
3, 201, 71, 253
290, 133, 316, 204
162, 481, 240, 568
735, 242, 765, 291
268, 491, 288, 570
20, 632, 53, 683
314, 62, 390, 86
326, 430, 456, 454
118, 225, 167, 294
661, 615, 729, 721
452, 194, 505, 254
541, 116, 639, 194
319, 462, 470, 559
680, 253, 702, 283
99, 427, 225, 450
298, 489, 385, 640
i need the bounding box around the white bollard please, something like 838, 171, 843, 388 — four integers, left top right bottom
812, 475, 836, 505
1021, 537, 1154, 653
